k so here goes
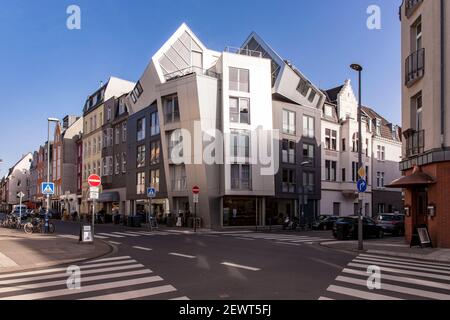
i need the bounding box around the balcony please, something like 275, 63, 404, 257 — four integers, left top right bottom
164, 66, 220, 82
405, 0, 423, 18
405, 129, 425, 157
225, 46, 262, 58
405, 48, 425, 87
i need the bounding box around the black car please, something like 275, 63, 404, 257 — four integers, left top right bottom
313, 216, 338, 231
333, 216, 384, 240
375, 213, 405, 236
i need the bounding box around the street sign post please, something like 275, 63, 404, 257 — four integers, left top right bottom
192, 186, 200, 232
357, 179, 367, 193
17, 192, 25, 225
147, 187, 156, 231
88, 175, 101, 188
42, 182, 55, 195
87, 174, 101, 236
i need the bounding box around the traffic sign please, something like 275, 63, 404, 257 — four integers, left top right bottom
42, 182, 55, 195
358, 166, 366, 179
192, 185, 200, 195
88, 174, 102, 188
90, 186, 100, 193
147, 187, 156, 198
17, 192, 25, 198
89, 191, 99, 200
357, 179, 367, 193
193, 194, 199, 203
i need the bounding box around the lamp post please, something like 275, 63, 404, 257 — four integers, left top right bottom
46, 118, 60, 233
350, 63, 364, 251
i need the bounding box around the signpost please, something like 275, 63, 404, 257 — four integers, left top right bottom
87, 174, 101, 238
42, 182, 55, 233
147, 187, 156, 231
192, 186, 200, 232
17, 192, 25, 225
357, 179, 367, 193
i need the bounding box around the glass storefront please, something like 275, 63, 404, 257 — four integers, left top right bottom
223, 197, 257, 227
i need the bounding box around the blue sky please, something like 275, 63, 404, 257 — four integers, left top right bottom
0, 0, 402, 176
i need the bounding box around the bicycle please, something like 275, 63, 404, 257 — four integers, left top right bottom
24, 218, 55, 234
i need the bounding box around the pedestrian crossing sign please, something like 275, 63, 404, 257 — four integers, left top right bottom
42, 182, 55, 195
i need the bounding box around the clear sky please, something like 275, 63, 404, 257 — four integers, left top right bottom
0, 0, 402, 176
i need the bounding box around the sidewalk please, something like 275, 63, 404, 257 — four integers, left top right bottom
0, 227, 112, 273
320, 237, 450, 263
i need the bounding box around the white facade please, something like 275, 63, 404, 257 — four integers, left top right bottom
6, 153, 33, 207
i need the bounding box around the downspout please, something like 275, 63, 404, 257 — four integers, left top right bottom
441, 0, 446, 149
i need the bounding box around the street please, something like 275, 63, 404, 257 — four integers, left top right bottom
2, 217, 450, 300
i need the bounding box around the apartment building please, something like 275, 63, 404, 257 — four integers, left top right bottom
389, 0, 450, 247
0, 177, 7, 212
4, 153, 33, 211
28, 151, 39, 209
81, 77, 135, 216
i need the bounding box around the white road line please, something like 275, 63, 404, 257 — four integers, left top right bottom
171, 296, 190, 300
109, 241, 122, 245
318, 296, 335, 300
291, 238, 330, 243
358, 254, 450, 269
0, 259, 137, 280
355, 256, 450, 272
327, 285, 403, 300
348, 263, 450, 281
81, 285, 177, 300
169, 253, 196, 259
111, 232, 141, 237
275, 242, 300, 246
97, 233, 125, 238
85, 256, 132, 264
236, 237, 255, 241
360, 253, 450, 267
123, 231, 151, 236
336, 276, 450, 300
56, 235, 79, 240
342, 268, 450, 291
221, 262, 261, 271
0, 264, 146, 286
0, 276, 163, 300
132, 246, 153, 251
127, 231, 157, 236
0, 270, 153, 294
352, 259, 450, 274
94, 235, 108, 239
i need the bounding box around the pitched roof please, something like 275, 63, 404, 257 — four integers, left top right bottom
362, 106, 402, 142
323, 85, 344, 104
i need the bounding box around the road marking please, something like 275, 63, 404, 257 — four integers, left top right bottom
0, 264, 146, 285
97, 233, 125, 238
86, 256, 132, 264
348, 263, 450, 281
56, 235, 79, 240
123, 231, 152, 236
327, 285, 403, 300
169, 253, 196, 259
81, 285, 177, 300
318, 296, 334, 300
352, 259, 450, 274
336, 276, 450, 300
202, 235, 219, 238
291, 238, 329, 243
236, 237, 255, 241
133, 246, 153, 251
275, 242, 300, 246
109, 241, 122, 245
0, 252, 18, 268
111, 232, 141, 237
355, 256, 450, 271
0, 276, 163, 300
171, 296, 190, 300
94, 235, 108, 239
359, 254, 450, 268
221, 262, 261, 271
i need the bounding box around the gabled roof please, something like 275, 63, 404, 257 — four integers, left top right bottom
323, 85, 344, 104
362, 106, 402, 142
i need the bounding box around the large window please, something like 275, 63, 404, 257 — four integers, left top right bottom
229, 67, 249, 92
377, 172, 385, 188
325, 129, 337, 150
231, 164, 251, 190
150, 141, 161, 165
352, 133, 359, 152
377, 145, 386, 161
151, 112, 160, 136
137, 117, 146, 141
412, 92, 423, 131
282, 140, 295, 164
303, 115, 315, 138
137, 145, 146, 168
303, 143, 314, 162
282, 110, 296, 135
303, 172, 315, 193
121, 152, 127, 173
325, 160, 337, 181
282, 169, 296, 193
164, 95, 180, 124
115, 127, 120, 145
150, 169, 160, 192
296, 78, 310, 96
136, 172, 146, 195
231, 132, 250, 159
171, 165, 187, 191
122, 122, 127, 143
229, 97, 250, 124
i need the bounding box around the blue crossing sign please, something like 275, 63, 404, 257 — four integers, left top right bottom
42, 182, 55, 195
147, 187, 156, 198
357, 179, 367, 193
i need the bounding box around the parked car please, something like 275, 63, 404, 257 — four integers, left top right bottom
11, 206, 30, 219
313, 216, 338, 230
375, 213, 405, 236
333, 216, 384, 240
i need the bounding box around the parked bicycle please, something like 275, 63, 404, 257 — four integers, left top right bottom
24, 218, 55, 234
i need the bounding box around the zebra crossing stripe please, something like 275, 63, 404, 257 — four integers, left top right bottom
318, 296, 334, 300
111, 232, 141, 237
357, 254, 450, 270
94, 235, 108, 239
0, 276, 164, 300
352, 259, 450, 275
80, 285, 177, 300
171, 296, 190, 300
327, 285, 403, 300
336, 276, 450, 300
97, 233, 125, 238
360, 253, 450, 267
86, 256, 132, 264
133, 246, 153, 251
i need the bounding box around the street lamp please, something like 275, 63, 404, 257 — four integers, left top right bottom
46, 118, 60, 233
350, 63, 364, 251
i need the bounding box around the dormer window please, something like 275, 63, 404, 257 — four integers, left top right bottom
324, 105, 333, 117
376, 119, 381, 136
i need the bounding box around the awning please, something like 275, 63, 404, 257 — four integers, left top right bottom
97, 192, 120, 203
386, 166, 436, 188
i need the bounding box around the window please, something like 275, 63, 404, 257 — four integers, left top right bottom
137, 117, 146, 141
121, 152, 127, 173
93, 115, 97, 130
342, 168, 346, 182
136, 172, 146, 195
352, 133, 359, 152
98, 137, 101, 152
325, 129, 337, 150
231, 164, 251, 190
414, 18, 422, 51
282, 110, 296, 135
231, 132, 250, 159
282, 140, 295, 164
134, 82, 143, 98
115, 127, 120, 145
103, 130, 108, 149
365, 166, 369, 184
377, 172, 385, 188
303, 172, 315, 193
342, 139, 346, 152
131, 92, 137, 104
413, 92, 423, 131
377, 203, 386, 214
171, 165, 187, 191
377, 145, 386, 161
115, 154, 120, 175
150, 141, 161, 165
107, 107, 112, 121
376, 119, 381, 136
333, 203, 340, 216
169, 130, 184, 161
296, 78, 310, 96
150, 112, 160, 136
119, 99, 127, 115
352, 162, 358, 182
303, 143, 314, 162
150, 169, 160, 192
229, 67, 249, 92
122, 123, 127, 143
282, 169, 296, 193
108, 157, 113, 176
325, 160, 337, 181
137, 145, 146, 168
102, 158, 107, 177
324, 105, 333, 117
229, 97, 250, 124
164, 96, 180, 124
92, 138, 97, 154
87, 141, 91, 157
308, 90, 317, 103
303, 115, 315, 138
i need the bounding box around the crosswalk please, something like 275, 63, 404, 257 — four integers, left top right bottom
319, 253, 450, 300
57, 230, 177, 241
217, 231, 333, 245
0, 256, 189, 300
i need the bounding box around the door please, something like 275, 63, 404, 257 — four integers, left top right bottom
414, 187, 428, 227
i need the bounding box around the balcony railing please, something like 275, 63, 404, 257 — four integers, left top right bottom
164, 66, 220, 82
225, 46, 262, 58
406, 130, 425, 157
405, 48, 425, 86
405, 0, 423, 18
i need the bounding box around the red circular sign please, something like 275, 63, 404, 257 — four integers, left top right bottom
88, 174, 102, 187
192, 186, 200, 194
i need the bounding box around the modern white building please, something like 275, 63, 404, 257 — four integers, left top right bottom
5, 153, 33, 210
